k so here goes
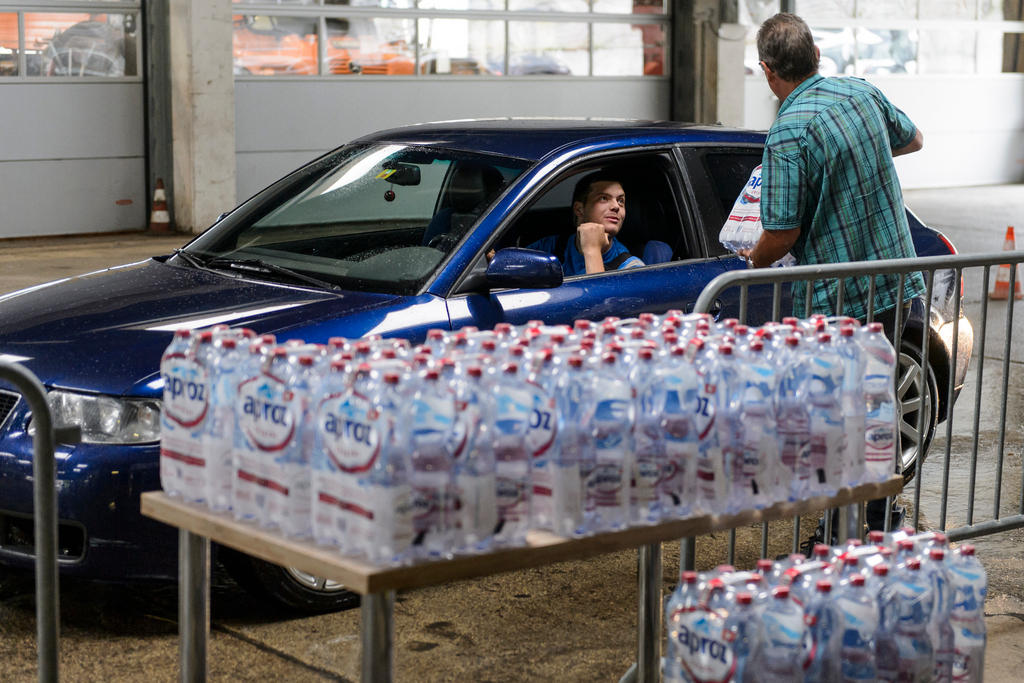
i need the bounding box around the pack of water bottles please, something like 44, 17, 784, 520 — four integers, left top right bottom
159, 310, 901, 564
664, 530, 988, 682
718, 164, 796, 268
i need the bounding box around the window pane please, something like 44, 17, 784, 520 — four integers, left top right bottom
814, 27, 855, 75
234, 0, 320, 3
325, 17, 415, 75
233, 15, 319, 75
26, 12, 138, 77
508, 0, 589, 13
979, 0, 1004, 20
855, 28, 916, 75
508, 21, 587, 75
592, 22, 666, 76
796, 0, 854, 22
419, 0, 503, 10
417, 19, 502, 74
740, 0, 781, 26
855, 0, 916, 20
0, 13, 18, 76
917, 29, 975, 74
592, 0, 666, 16
926, 0, 977, 20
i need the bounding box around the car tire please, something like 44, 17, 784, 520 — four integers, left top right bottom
897, 341, 939, 483
219, 547, 360, 614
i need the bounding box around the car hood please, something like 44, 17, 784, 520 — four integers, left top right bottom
0, 259, 411, 397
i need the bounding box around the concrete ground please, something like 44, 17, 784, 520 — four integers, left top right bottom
0, 184, 1023, 681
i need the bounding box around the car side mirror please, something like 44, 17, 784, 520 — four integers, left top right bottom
485, 248, 563, 289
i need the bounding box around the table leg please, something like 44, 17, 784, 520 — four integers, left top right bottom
637, 543, 662, 683
361, 590, 395, 683
179, 529, 210, 683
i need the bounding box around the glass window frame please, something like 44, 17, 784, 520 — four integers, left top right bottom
232, 0, 670, 79
0, 2, 143, 82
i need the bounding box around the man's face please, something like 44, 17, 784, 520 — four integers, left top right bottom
574, 180, 626, 237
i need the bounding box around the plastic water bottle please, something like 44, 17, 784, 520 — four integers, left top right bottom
760, 585, 808, 681
860, 322, 899, 482
630, 347, 664, 524
451, 365, 498, 554
663, 570, 702, 683
688, 338, 727, 514
804, 580, 842, 683
713, 343, 745, 514
309, 359, 364, 551
653, 345, 699, 518
724, 592, 764, 683
203, 336, 245, 511
268, 352, 317, 538
834, 325, 867, 485
491, 362, 533, 547
408, 368, 456, 559
776, 335, 812, 501
160, 329, 202, 499
734, 339, 780, 509
922, 547, 956, 681
890, 557, 935, 681
524, 350, 561, 531
868, 564, 901, 682
589, 352, 634, 532
668, 579, 735, 683
948, 544, 987, 682
550, 354, 591, 536
230, 337, 275, 522
835, 573, 879, 681
806, 334, 846, 496
233, 347, 298, 528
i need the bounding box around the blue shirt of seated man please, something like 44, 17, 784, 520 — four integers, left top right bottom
526, 173, 644, 276
526, 234, 642, 276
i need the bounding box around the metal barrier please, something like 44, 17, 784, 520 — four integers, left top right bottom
0, 362, 73, 682
686, 248, 1024, 562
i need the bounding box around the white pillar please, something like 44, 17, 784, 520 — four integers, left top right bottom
169, 0, 236, 234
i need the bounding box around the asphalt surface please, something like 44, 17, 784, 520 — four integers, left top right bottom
1, 184, 1023, 681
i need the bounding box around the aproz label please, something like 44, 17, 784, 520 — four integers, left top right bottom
162, 354, 209, 428
671, 607, 735, 683
237, 373, 298, 452
318, 391, 381, 474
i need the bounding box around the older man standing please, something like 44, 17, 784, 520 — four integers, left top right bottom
740, 12, 925, 329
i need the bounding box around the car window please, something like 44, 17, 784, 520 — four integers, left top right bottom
498, 152, 689, 274
678, 147, 763, 258
185, 144, 529, 295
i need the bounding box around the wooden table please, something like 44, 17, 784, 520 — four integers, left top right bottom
141, 476, 902, 682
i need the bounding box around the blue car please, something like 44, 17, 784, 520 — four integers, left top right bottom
0, 120, 971, 611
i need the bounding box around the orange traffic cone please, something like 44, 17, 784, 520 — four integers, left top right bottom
989, 226, 1023, 300
148, 178, 171, 233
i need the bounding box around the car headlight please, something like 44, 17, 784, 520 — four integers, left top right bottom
29, 391, 161, 444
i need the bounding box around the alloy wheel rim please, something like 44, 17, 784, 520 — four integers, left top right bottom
897, 350, 933, 473
284, 567, 348, 593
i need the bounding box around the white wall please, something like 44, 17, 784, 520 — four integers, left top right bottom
0, 83, 146, 238
741, 73, 1024, 189
234, 77, 670, 200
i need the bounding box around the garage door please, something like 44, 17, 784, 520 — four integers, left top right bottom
232, 1, 672, 200
0, 3, 145, 239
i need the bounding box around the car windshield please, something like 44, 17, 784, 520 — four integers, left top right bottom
182, 144, 529, 295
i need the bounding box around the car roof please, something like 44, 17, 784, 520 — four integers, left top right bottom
353, 118, 767, 162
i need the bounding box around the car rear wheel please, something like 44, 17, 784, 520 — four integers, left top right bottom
897, 342, 938, 483
219, 548, 359, 614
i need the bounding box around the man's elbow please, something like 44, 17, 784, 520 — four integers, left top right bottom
894, 129, 923, 157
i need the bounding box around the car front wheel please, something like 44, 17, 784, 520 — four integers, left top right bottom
219, 547, 359, 614
897, 341, 938, 483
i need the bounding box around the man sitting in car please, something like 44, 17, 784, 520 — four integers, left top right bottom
528, 172, 644, 275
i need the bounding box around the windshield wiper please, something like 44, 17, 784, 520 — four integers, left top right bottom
205, 257, 339, 291
172, 248, 208, 269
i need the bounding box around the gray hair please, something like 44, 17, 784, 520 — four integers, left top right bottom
757, 13, 819, 82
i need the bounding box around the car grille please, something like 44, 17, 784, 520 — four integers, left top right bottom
0, 389, 18, 429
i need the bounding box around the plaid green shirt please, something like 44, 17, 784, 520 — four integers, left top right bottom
761, 74, 925, 320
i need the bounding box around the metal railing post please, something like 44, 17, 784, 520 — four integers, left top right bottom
0, 362, 63, 683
